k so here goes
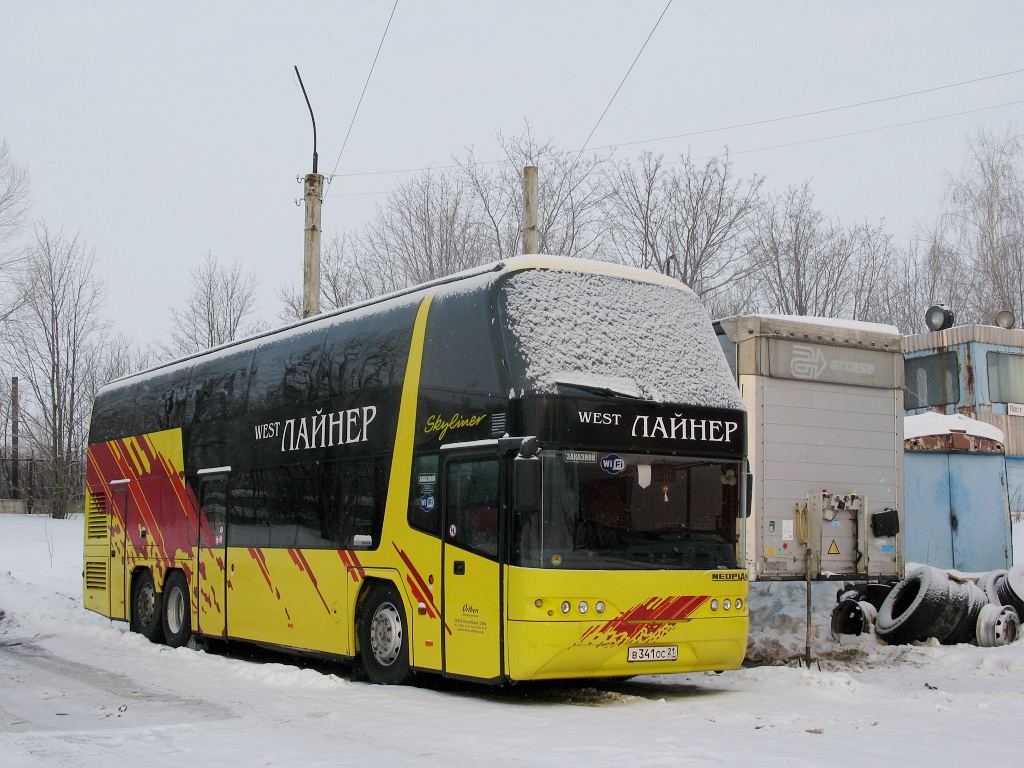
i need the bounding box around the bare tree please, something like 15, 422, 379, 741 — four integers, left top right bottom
746, 182, 856, 317
0, 139, 31, 247
93, 333, 155, 388
870, 224, 971, 334
359, 168, 485, 293
164, 252, 261, 357
459, 123, 611, 260
603, 152, 671, 272
5, 223, 107, 517
277, 231, 373, 323
0, 140, 32, 324
603, 150, 762, 308
847, 220, 897, 322
940, 124, 1024, 324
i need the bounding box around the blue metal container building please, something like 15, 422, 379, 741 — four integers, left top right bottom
903, 324, 1023, 570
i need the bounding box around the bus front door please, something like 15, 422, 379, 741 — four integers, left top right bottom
441, 455, 503, 681
196, 475, 228, 638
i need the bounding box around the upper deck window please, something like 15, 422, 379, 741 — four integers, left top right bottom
987, 351, 1024, 404
904, 352, 959, 410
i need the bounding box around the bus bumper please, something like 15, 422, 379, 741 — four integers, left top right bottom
506, 615, 749, 681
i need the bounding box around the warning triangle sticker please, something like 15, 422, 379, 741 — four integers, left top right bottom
827, 539, 840, 556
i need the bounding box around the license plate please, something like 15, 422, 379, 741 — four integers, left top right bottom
627, 645, 678, 663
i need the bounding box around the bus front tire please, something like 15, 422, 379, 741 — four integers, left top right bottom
359, 583, 410, 685
162, 571, 192, 648
130, 570, 165, 643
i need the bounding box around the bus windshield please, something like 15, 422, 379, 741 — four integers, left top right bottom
514, 450, 741, 571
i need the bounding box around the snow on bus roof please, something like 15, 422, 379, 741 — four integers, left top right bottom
501, 269, 743, 409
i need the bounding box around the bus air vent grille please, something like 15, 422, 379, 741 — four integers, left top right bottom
84, 560, 108, 590
86, 491, 108, 540
491, 411, 507, 436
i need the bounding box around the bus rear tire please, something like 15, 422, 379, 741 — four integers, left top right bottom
359, 582, 410, 685
162, 571, 192, 648
130, 570, 165, 643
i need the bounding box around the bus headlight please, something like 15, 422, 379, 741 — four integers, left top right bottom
735, 598, 744, 611
595, 601, 606, 614
578, 601, 589, 615
724, 599, 732, 611
561, 601, 571, 614
710, 599, 720, 611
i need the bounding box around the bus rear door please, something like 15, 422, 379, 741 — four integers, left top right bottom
109, 482, 131, 619
440, 452, 503, 681
196, 472, 228, 638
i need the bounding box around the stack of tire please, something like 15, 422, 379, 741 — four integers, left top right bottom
874, 565, 1023, 647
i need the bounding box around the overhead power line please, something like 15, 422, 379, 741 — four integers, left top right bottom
326, 0, 400, 190
577, 0, 674, 156
608, 66, 1024, 151
698, 98, 1024, 162
326, 66, 1024, 184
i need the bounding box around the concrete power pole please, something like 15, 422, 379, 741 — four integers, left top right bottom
295, 66, 322, 319
302, 172, 323, 318
523, 165, 538, 255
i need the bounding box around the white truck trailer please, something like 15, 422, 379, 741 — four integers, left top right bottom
715, 315, 905, 581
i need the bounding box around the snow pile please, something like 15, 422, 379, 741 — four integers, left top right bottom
746, 580, 884, 664
501, 269, 744, 409
3, 514, 1024, 768
905, 411, 1005, 442
738, 313, 901, 336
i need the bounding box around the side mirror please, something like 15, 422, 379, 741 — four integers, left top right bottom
515, 456, 541, 515
744, 471, 754, 518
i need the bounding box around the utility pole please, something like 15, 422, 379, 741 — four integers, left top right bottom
523, 165, 538, 255
302, 172, 324, 318
295, 66, 323, 318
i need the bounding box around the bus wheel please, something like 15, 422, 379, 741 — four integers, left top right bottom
162, 571, 192, 648
359, 583, 410, 685
130, 570, 165, 643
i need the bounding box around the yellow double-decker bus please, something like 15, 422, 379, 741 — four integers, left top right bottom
83, 256, 749, 684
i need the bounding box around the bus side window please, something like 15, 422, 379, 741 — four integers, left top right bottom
445, 458, 500, 558
409, 454, 440, 536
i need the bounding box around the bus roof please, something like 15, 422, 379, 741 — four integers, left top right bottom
99, 256, 697, 395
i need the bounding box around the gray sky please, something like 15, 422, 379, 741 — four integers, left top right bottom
3, 1, 1023, 344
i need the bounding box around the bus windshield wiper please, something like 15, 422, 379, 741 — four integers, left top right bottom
554, 376, 641, 399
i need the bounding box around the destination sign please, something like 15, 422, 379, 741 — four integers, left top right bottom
520, 397, 746, 458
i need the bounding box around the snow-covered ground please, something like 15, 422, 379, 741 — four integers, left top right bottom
2, 514, 1023, 768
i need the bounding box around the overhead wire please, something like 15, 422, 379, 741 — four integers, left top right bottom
325, 66, 1024, 186
324, 98, 1024, 198
324, 0, 675, 199
696, 99, 1024, 161
610, 66, 1024, 150
576, 0, 674, 158
326, 0, 399, 191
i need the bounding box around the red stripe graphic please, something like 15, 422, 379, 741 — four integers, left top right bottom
288, 548, 331, 614
580, 595, 709, 647
249, 547, 276, 595
338, 550, 366, 582
392, 543, 451, 635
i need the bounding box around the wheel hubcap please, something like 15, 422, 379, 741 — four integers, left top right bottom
167, 587, 184, 635
137, 583, 156, 626
369, 602, 403, 666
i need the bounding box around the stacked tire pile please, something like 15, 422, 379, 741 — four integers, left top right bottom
832, 565, 1023, 647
